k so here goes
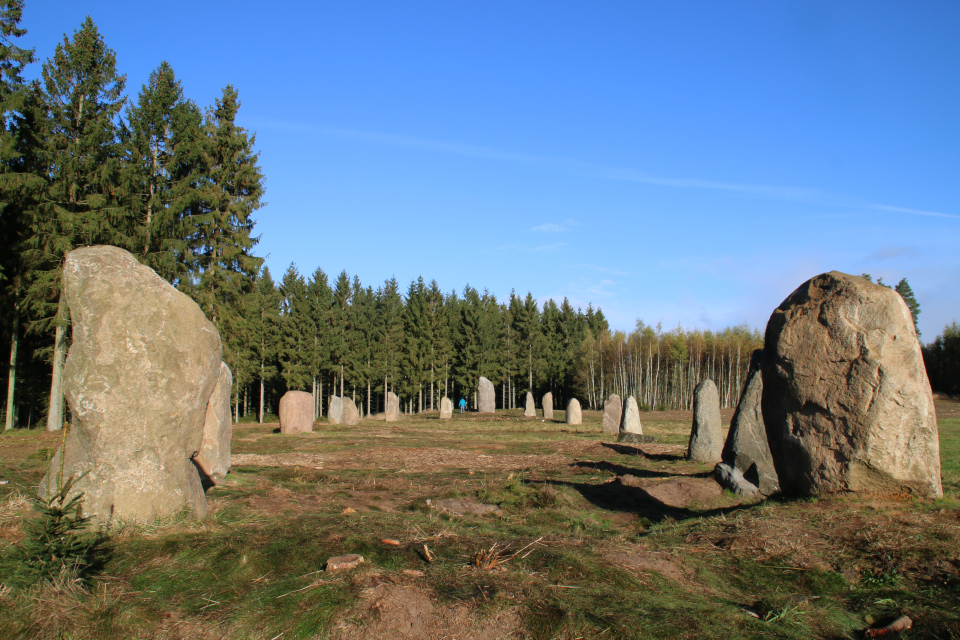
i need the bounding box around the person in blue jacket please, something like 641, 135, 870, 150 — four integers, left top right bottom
458, 398, 467, 414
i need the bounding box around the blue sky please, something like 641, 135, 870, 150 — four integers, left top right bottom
25, 1, 960, 338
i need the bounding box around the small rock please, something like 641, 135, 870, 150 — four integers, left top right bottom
401, 569, 425, 577
279, 390, 313, 434
438, 396, 453, 420
342, 507, 357, 514
381, 539, 402, 546
326, 554, 364, 571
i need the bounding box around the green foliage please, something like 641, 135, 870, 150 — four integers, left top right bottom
1, 474, 109, 588
924, 321, 960, 395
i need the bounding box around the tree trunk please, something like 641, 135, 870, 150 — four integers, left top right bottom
46, 296, 68, 432
4, 302, 19, 431
259, 375, 265, 424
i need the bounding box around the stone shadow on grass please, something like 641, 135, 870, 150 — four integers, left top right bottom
600, 442, 684, 462
573, 460, 714, 480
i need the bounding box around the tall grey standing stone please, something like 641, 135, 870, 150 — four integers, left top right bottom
439, 397, 453, 419
542, 392, 554, 420
715, 350, 779, 497
478, 377, 495, 413
617, 395, 643, 443
342, 397, 360, 425
566, 398, 582, 425
280, 391, 314, 434
385, 391, 400, 422
602, 394, 622, 434
762, 271, 942, 497
327, 395, 344, 425
40, 246, 221, 523
194, 362, 233, 485
524, 391, 536, 417
688, 379, 722, 463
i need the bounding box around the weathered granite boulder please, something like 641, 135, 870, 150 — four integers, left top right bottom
342, 397, 360, 425
716, 350, 779, 496
524, 391, 536, 417
602, 394, 622, 434
328, 395, 343, 425
385, 391, 399, 422
542, 392, 554, 420
439, 396, 453, 419
280, 391, 313, 434
688, 379, 723, 463
40, 246, 221, 523
762, 271, 942, 497
619, 396, 642, 435
566, 398, 582, 425
478, 377, 495, 413
193, 362, 233, 485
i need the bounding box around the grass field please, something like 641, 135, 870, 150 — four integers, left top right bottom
0, 403, 958, 639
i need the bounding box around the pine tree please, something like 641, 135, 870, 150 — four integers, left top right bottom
24, 17, 129, 431
894, 278, 921, 337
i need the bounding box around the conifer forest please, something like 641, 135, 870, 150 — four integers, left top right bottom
0, 3, 955, 433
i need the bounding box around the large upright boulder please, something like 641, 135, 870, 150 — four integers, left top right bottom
385, 391, 400, 422
280, 391, 313, 434
193, 362, 233, 485
523, 391, 536, 417
542, 392, 554, 420
439, 397, 453, 420
40, 246, 221, 523
716, 350, 779, 497
478, 377, 495, 413
328, 395, 344, 425
342, 397, 360, 425
602, 394, 622, 434
566, 398, 582, 425
762, 271, 942, 497
617, 395, 643, 443
687, 379, 723, 463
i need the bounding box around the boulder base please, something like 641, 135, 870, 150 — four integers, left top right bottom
40, 246, 221, 523
280, 391, 313, 434
602, 394, 622, 434
566, 398, 582, 425
762, 271, 941, 497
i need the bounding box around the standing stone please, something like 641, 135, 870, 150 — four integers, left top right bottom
40, 246, 220, 523
328, 395, 344, 425
478, 377, 495, 413
385, 391, 400, 422
523, 391, 536, 417
342, 397, 360, 425
688, 379, 722, 463
193, 362, 233, 485
439, 397, 453, 419
618, 395, 643, 441
565, 398, 582, 425
542, 392, 554, 420
715, 350, 779, 497
762, 271, 942, 497
280, 391, 314, 434
602, 394, 622, 434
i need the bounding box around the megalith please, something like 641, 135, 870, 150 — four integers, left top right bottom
439, 397, 453, 420
40, 246, 221, 523
280, 391, 314, 434
342, 397, 360, 425
524, 391, 536, 417
542, 392, 554, 420
688, 379, 723, 463
762, 271, 941, 497
478, 377, 495, 413
617, 395, 643, 443
602, 394, 622, 434
566, 398, 582, 425
385, 391, 400, 422
193, 362, 233, 485
328, 395, 344, 425
715, 350, 779, 497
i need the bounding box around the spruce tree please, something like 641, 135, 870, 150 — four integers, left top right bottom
252, 266, 281, 422
305, 267, 332, 416
278, 264, 312, 392
24, 17, 129, 431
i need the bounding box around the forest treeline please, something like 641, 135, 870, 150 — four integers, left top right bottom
0, 4, 955, 430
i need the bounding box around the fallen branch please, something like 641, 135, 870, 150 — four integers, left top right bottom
864, 615, 913, 638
